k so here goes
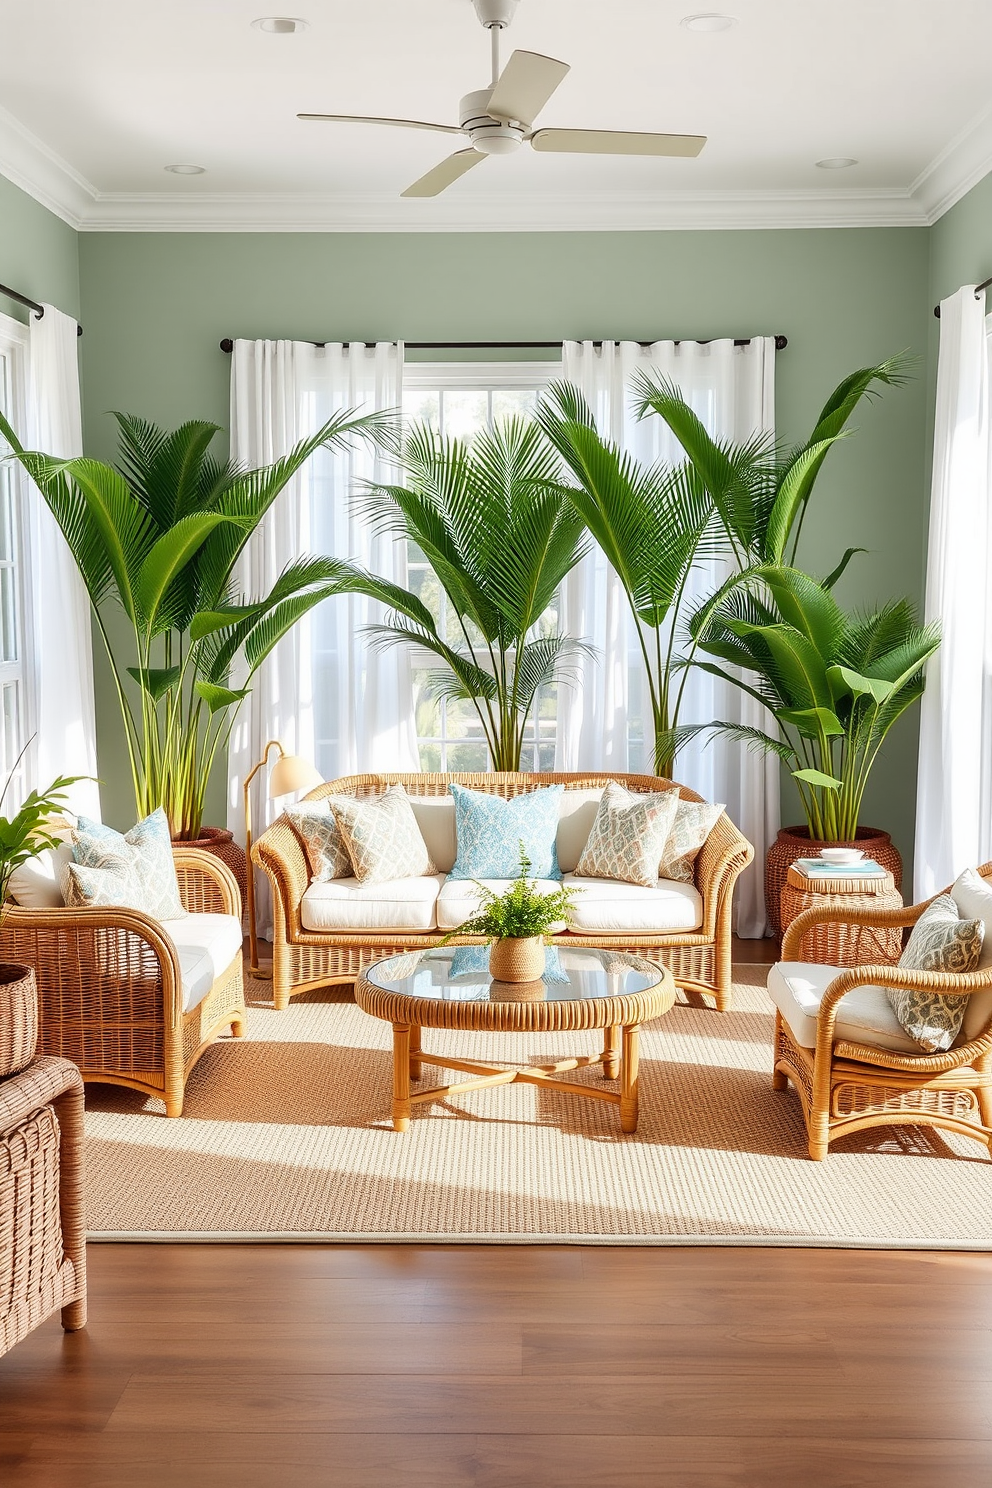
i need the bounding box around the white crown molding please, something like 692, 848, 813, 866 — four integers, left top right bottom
910, 101, 992, 223
0, 92, 988, 234
67, 186, 928, 233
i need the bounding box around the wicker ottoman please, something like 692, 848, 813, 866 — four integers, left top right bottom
779, 864, 904, 967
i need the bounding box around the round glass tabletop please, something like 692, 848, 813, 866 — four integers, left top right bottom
363, 945, 664, 1005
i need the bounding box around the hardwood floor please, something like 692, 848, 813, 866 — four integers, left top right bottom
4, 1243, 992, 1486
4, 942, 989, 1487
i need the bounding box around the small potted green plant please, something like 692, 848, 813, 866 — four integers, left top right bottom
0, 757, 83, 1077
444, 844, 578, 983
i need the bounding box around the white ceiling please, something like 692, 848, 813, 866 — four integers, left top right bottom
1, 0, 991, 230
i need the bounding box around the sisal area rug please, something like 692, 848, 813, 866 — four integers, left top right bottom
84, 966, 992, 1247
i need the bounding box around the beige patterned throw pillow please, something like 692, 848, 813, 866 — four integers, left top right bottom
329, 785, 436, 884
575, 781, 679, 888
886, 894, 985, 1052
659, 797, 724, 882
286, 802, 351, 883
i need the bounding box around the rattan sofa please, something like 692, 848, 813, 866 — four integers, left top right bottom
0, 849, 246, 1118
771, 864, 992, 1160
252, 771, 754, 1013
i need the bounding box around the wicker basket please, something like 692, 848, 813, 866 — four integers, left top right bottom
766, 826, 903, 937
489, 937, 545, 983
0, 964, 37, 1078
176, 827, 247, 910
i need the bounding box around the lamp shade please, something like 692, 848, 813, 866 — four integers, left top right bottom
268, 753, 322, 799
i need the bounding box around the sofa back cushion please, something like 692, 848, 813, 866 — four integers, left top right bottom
410, 796, 459, 875
950, 867, 992, 1040
8, 838, 74, 909
555, 788, 605, 874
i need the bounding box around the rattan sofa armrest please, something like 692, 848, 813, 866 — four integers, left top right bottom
172, 847, 242, 918
781, 900, 924, 960
1, 903, 186, 1028
0, 1055, 83, 1138
253, 816, 311, 935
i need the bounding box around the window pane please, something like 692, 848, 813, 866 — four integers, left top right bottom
441, 390, 488, 441
403, 391, 440, 430
446, 741, 489, 772
492, 389, 538, 423
0, 568, 17, 663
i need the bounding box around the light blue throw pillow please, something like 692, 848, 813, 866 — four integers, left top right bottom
448, 783, 563, 881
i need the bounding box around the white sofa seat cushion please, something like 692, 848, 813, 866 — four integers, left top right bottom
301, 875, 444, 933
767, 961, 923, 1055
165, 913, 244, 1014
562, 873, 702, 934
437, 877, 565, 933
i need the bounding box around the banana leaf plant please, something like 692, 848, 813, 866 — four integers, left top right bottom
320, 415, 590, 772
672, 565, 939, 841
535, 381, 720, 777
0, 406, 391, 839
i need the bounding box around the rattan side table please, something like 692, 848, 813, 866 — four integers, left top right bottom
780, 864, 904, 967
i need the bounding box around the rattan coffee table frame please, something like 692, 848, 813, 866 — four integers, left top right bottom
355, 959, 676, 1135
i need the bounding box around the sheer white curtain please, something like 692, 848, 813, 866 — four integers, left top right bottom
556, 338, 780, 936
914, 286, 992, 897
227, 339, 417, 932
26, 305, 100, 817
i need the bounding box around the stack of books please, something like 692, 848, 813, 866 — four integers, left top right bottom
793, 858, 887, 880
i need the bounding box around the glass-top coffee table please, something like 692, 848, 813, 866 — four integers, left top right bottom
354, 946, 676, 1134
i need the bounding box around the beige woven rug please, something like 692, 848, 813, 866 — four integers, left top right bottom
84, 966, 992, 1246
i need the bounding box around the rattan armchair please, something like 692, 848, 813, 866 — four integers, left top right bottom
0, 849, 246, 1118
0, 1056, 86, 1356
774, 866, 992, 1160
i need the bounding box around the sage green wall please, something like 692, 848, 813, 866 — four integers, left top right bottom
930, 172, 992, 303
0, 175, 80, 323
77, 227, 931, 873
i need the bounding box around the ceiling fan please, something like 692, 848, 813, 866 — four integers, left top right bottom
298, 0, 706, 198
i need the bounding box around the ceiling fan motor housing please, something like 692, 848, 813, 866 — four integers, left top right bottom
471, 0, 519, 28
459, 89, 526, 153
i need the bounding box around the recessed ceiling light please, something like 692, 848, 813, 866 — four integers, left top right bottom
164, 163, 206, 175
252, 16, 309, 33
815, 157, 858, 169
681, 13, 737, 32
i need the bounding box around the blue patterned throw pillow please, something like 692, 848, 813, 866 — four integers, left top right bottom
448, 783, 563, 881
66, 807, 187, 921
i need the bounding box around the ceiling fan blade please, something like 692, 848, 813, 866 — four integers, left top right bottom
297, 113, 461, 136
401, 149, 487, 198
530, 128, 706, 158
488, 50, 570, 126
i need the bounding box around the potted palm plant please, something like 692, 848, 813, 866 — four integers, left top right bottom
323, 415, 590, 771
443, 845, 577, 983
671, 565, 939, 930
0, 756, 82, 1077
0, 406, 390, 845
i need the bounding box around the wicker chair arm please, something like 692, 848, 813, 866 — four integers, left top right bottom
253, 816, 311, 937
172, 847, 242, 918
0, 903, 186, 1029
695, 811, 754, 933
813, 962, 992, 1071
0, 1055, 83, 1138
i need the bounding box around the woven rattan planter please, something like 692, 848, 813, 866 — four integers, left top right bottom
766, 826, 903, 937
0, 963, 37, 1078
175, 827, 247, 907
488, 936, 545, 983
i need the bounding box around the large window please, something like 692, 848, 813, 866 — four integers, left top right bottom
0, 317, 31, 799
402, 361, 561, 772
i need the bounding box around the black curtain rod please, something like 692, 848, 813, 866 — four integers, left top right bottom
0, 281, 83, 336
933, 275, 992, 319
220, 334, 788, 354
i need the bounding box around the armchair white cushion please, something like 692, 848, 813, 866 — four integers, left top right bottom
767, 961, 922, 1055
166, 914, 245, 1013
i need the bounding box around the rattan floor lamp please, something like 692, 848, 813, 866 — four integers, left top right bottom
244, 741, 322, 978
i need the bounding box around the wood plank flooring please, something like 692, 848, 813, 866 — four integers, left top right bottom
4, 941, 991, 1486
5, 1243, 992, 1487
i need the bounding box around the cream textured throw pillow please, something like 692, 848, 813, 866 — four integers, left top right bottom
286, 801, 351, 883
886, 894, 985, 1052
575, 781, 679, 888
65, 807, 187, 921
329, 785, 436, 884
658, 796, 724, 882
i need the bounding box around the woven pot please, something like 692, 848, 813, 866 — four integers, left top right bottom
766, 825, 903, 937
488, 936, 545, 983
0, 963, 38, 1078
174, 826, 248, 905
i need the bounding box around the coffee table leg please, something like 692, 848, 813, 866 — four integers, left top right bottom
620, 1023, 640, 1134
410, 1023, 422, 1081
603, 1024, 620, 1080
392, 1023, 411, 1132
